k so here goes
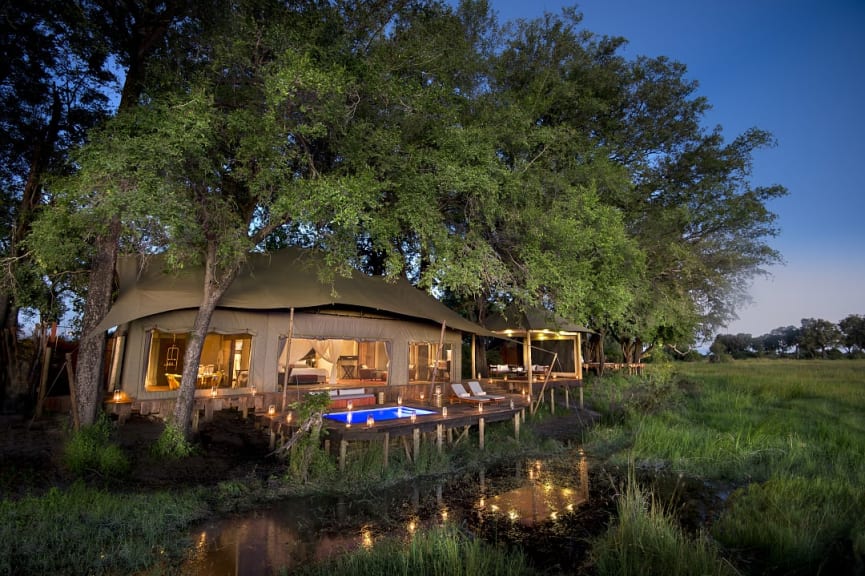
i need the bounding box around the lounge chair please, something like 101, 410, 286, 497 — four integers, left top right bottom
450, 383, 490, 404
467, 380, 506, 401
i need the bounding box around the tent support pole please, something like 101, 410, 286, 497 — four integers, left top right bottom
281, 308, 294, 412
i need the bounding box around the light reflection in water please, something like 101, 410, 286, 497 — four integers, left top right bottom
180, 450, 590, 574
475, 452, 590, 527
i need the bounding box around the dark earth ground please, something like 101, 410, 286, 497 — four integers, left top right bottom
0, 404, 602, 497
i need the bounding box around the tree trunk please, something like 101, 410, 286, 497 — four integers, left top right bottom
172, 243, 239, 439
73, 217, 120, 427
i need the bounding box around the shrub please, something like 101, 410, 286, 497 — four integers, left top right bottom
151, 421, 194, 459
63, 415, 129, 478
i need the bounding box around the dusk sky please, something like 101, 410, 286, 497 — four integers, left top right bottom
477, 0, 865, 339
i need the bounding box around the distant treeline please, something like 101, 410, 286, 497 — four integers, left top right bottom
711, 314, 865, 359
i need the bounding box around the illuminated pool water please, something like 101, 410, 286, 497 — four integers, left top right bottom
324, 406, 437, 424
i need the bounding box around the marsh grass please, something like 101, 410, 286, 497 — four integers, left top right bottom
0, 483, 207, 576
593, 475, 737, 576
289, 523, 537, 576
585, 359, 865, 574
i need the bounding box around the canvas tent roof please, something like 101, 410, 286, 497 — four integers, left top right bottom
484, 308, 592, 334
98, 249, 493, 336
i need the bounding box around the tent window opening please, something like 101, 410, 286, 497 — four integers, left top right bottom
409, 342, 452, 382
144, 330, 253, 391
277, 337, 390, 386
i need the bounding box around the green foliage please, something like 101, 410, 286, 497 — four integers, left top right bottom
63, 415, 129, 478
283, 392, 335, 485
151, 421, 194, 460
291, 524, 537, 576
713, 476, 865, 575
0, 483, 208, 576
592, 476, 737, 576
588, 359, 865, 573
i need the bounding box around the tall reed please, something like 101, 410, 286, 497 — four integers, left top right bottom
592, 475, 738, 576
289, 523, 537, 576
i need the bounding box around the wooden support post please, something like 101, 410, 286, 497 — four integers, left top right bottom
454, 425, 470, 446
383, 432, 390, 469
564, 387, 570, 409
478, 417, 485, 450
269, 426, 276, 451
339, 439, 348, 472
192, 409, 200, 433
521, 408, 526, 423
204, 399, 214, 422
580, 386, 584, 410
35, 346, 51, 418
436, 424, 443, 453
514, 412, 520, 441
550, 388, 555, 415
65, 353, 80, 431
413, 428, 421, 461
447, 427, 453, 445
401, 436, 412, 461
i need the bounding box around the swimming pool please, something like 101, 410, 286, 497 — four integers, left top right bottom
324, 406, 437, 424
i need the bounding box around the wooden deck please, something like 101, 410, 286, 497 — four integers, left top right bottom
261, 396, 530, 471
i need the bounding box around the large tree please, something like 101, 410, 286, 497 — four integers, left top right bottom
491, 8, 786, 357
0, 0, 116, 407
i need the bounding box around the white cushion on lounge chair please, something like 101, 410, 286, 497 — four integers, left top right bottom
468, 380, 505, 400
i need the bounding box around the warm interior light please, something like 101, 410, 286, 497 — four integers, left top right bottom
267, 404, 276, 416
113, 390, 122, 402
210, 386, 218, 398
286, 413, 292, 424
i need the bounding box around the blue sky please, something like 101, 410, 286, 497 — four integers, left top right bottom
477, 0, 865, 337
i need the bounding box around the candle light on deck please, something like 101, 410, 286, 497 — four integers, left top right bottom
286, 412, 292, 424
347, 400, 353, 411
267, 404, 276, 416
410, 411, 417, 423
478, 403, 483, 414
210, 386, 218, 398
442, 406, 448, 417
250, 384, 256, 396
113, 389, 122, 402
366, 414, 375, 427
397, 395, 403, 405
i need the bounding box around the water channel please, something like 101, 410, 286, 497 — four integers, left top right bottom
181, 449, 605, 575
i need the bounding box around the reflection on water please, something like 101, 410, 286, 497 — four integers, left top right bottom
477, 452, 590, 526
181, 449, 590, 575
182, 508, 371, 575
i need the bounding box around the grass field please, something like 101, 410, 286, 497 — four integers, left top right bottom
585, 359, 865, 575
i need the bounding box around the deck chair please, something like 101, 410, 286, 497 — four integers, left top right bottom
467, 380, 506, 401
450, 383, 490, 404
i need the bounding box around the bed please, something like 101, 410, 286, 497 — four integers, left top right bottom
286, 365, 328, 384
